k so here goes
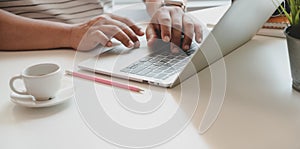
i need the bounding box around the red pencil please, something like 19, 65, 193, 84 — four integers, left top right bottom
65, 70, 143, 93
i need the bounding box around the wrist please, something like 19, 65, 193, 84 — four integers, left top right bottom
144, 0, 187, 16
46, 22, 73, 49
69, 24, 77, 50
144, 0, 163, 16
62, 24, 73, 49
162, 0, 187, 12
69, 23, 84, 50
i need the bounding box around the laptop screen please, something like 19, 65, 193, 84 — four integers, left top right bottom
172, 0, 283, 87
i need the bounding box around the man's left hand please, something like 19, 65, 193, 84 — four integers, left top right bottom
146, 6, 202, 53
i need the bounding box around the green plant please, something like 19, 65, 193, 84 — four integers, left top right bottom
277, 0, 300, 25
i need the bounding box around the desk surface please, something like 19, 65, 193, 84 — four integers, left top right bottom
1, 6, 300, 149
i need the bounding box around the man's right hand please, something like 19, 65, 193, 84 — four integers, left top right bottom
70, 14, 144, 51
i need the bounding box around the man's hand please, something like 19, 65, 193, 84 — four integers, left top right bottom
146, 6, 202, 53
0, 10, 143, 51
70, 14, 144, 51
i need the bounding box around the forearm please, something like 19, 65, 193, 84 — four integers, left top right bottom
0, 10, 72, 50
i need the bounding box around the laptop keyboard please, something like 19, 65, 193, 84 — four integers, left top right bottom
121, 43, 198, 80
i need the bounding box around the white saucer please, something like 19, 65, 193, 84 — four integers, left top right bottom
10, 78, 74, 108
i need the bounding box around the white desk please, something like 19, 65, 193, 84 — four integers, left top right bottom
1, 6, 300, 149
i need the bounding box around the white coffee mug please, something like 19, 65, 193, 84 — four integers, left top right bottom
9, 63, 63, 101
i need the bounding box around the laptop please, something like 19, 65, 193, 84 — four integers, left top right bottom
78, 0, 282, 88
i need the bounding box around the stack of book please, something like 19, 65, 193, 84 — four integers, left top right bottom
257, 16, 289, 38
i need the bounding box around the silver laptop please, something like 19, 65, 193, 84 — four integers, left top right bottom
78, 0, 282, 88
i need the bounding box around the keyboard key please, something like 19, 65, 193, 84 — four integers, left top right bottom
127, 62, 139, 69
163, 63, 172, 67
129, 66, 146, 74
141, 62, 153, 67
173, 64, 184, 70
167, 55, 176, 59
139, 57, 152, 62
157, 66, 170, 70
156, 55, 165, 59
176, 56, 187, 60
153, 62, 165, 66
120, 68, 131, 73
162, 74, 171, 80
160, 52, 170, 56
165, 68, 176, 74
169, 59, 180, 64
137, 68, 153, 75
154, 73, 169, 79
153, 69, 163, 73
147, 65, 159, 70
149, 57, 160, 63
145, 72, 158, 77
159, 59, 169, 63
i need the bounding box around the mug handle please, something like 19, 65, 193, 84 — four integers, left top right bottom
9, 75, 28, 95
